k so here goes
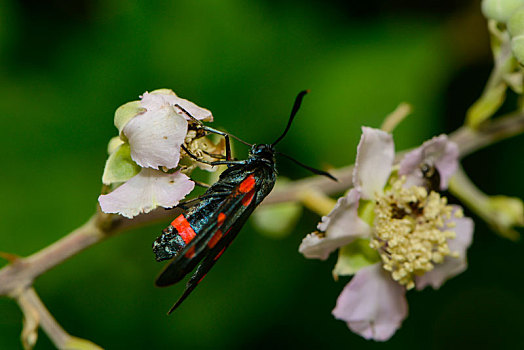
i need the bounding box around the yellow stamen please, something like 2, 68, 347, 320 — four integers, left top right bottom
371, 177, 461, 289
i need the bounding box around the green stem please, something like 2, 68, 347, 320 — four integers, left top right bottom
449, 165, 523, 240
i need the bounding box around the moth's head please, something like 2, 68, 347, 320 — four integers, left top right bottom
249, 144, 275, 162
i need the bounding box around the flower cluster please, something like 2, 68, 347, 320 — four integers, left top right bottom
467, 0, 524, 128
482, 0, 524, 64
98, 89, 219, 218
300, 127, 474, 341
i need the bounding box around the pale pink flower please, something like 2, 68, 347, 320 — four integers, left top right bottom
99, 90, 213, 218
125, 90, 212, 170
300, 127, 473, 341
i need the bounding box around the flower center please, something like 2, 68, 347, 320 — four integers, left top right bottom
370, 177, 461, 289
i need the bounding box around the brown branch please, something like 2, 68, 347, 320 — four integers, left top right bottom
16, 287, 102, 349
0, 208, 184, 296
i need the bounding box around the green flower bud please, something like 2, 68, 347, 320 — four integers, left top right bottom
114, 100, 145, 137
102, 143, 141, 185
508, 6, 524, 36
509, 7, 524, 63
482, 0, 524, 23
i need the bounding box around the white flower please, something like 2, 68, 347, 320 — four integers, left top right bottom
125, 89, 213, 170
123, 103, 188, 169
99, 89, 213, 218
300, 127, 474, 341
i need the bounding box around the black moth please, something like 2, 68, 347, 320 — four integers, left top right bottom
152, 90, 336, 314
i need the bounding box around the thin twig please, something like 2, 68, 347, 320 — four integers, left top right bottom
16, 287, 102, 349
0, 207, 185, 295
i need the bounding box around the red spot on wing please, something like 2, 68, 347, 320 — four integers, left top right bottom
171, 214, 196, 244
208, 213, 226, 248
197, 273, 207, 284
217, 212, 226, 227
185, 246, 195, 259
207, 230, 223, 248
242, 189, 255, 207
213, 227, 233, 260
238, 174, 255, 193
214, 247, 226, 261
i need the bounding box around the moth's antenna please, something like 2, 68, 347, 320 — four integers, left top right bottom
276, 151, 337, 181
272, 90, 309, 146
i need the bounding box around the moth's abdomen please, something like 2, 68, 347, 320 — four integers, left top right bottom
152, 214, 197, 261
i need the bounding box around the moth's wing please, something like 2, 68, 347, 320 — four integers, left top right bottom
174, 190, 231, 211
155, 184, 255, 288
166, 207, 252, 314
154, 212, 220, 287
153, 195, 225, 284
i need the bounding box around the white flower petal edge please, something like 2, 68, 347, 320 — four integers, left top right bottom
98, 169, 195, 219
353, 127, 395, 200
332, 263, 408, 341
123, 106, 188, 169
398, 135, 459, 190
299, 189, 371, 260
415, 206, 474, 290
141, 91, 213, 121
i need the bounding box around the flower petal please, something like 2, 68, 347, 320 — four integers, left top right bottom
399, 135, 459, 190
332, 263, 408, 341
114, 100, 145, 135
416, 206, 474, 290
353, 127, 394, 200
123, 106, 188, 169
98, 169, 195, 218
299, 189, 371, 260
142, 89, 213, 121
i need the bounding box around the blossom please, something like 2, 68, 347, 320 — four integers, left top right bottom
299, 127, 474, 341
98, 89, 213, 218
98, 169, 195, 219
125, 90, 212, 169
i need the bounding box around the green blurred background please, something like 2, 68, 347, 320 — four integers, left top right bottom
1, 0, 523, 348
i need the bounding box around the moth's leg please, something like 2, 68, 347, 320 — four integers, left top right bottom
200, 126, 232, 161
174, 191, 232, 209
181, 144, 245, 166
175, 104, 232, 161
